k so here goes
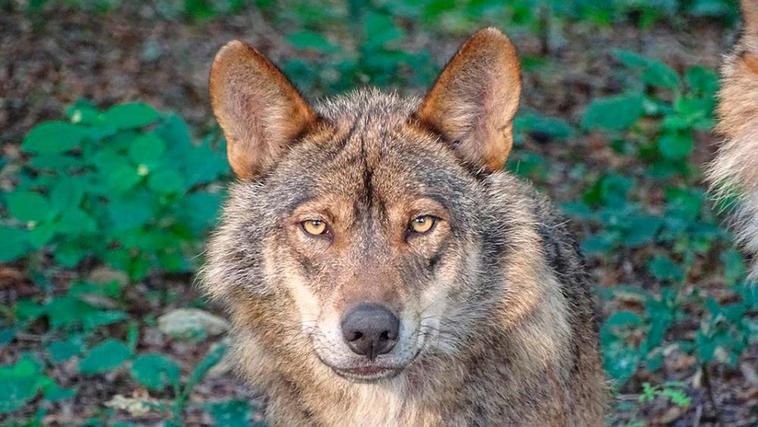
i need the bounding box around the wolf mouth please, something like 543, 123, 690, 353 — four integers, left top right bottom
309, 324, 434, 383
315, 338, 431, 383
331, 365, 403, 381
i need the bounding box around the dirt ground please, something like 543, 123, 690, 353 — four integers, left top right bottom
1, 1, 755, 425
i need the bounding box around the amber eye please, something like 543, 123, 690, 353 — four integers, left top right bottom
302, 219, 327, 236
409, 215, 436, 234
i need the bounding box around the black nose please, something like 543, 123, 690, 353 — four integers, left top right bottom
340, 303, 400, 360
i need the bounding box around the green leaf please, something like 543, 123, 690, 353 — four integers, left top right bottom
614, 49, 650, 68
362, 11, 404, 48
287, 31, 339, 54
648, 255, 684, 282
205, 400, 253, 427
129, 132, 166, 165
180, 140, 229, 186
130, 353, 181, 391
515, 111, 573, 140
105, 163, 142, 193
185, 343, 228, 393
602, 339, 641, 385
614, 50, 680, 89
54, 241, 87, 268
657, 132, 693, 160
604, 310, 643, 328
47, 336, 84, 363
66, 99, 101, 125
42, 382, 76, 402
6, 191, 53, 222
180, 192, 222, 232
78, 339, 132, 375
685, 66, 718, 96
623, 215, 663, 247
643, 61, 680, 90
56, 208, 97, 235
107, 193, 155, 230
22, 121, 91, 155
81, 310, 128, 330
0, 227, 30, 262
147, 169, 186, 194
101, 103, 160, 130
0, 354, 47, 414
45, 295, 96, 329
50, 177, 85, 212
581, 93, 644, 131
157, 114, 192, 151
581, 232, 617, 254
721, 249, 746, 285
27, 221, 57, 248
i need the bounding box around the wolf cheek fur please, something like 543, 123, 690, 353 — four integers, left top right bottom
202, 27, 608, 425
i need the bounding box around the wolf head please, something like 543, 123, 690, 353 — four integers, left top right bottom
202, 28, 526, 382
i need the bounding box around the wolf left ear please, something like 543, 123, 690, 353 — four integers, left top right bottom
415, 28, 521, 173
209, 40, 317, 180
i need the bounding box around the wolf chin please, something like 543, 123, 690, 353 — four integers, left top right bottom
707, 0, 758, 281
201, 27, 608, 425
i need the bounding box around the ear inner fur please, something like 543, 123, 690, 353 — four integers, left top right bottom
415, 27, 522, 173
209, 40, 317, 180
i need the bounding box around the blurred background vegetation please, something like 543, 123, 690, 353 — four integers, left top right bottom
0, 0, 755, 425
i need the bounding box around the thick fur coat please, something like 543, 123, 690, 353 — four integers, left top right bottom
202, 28, 607, 426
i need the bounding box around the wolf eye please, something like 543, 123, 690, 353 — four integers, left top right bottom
302, 219, 327, 236
408, 215, 436, 234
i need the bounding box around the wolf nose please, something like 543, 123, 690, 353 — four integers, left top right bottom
340, 303, 399, 360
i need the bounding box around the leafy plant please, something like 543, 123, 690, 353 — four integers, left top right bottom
0, 354, 72, 414
572, 51, 755, 408
2, 100, 227, 281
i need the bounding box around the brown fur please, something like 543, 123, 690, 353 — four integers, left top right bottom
209, 40, 318, 180
707, 0, 758, 280
416, 28, 521, 172
202, 28, 608, 425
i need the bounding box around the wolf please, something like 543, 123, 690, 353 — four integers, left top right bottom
201, 27, 607, 425
708, 0, 758, 280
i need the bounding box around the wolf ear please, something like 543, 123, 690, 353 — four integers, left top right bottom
415, 28, 521, 173
209, 40, 317, 180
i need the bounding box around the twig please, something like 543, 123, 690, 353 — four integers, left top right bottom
701, 364, 723, 425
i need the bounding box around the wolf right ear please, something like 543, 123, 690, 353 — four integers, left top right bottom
210, 40, 317, 180
415, 28, 521, 173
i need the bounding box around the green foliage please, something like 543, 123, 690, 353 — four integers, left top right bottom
130, 353, 181, 392
569, 50, 755, 401
1, 100, 233, 423
78, 339, 132, 375
640, 381, 692, 407
0, 354, 68, 414
582, 93, 645, 132
2, 100, 227, 280
205, 399, 263, 427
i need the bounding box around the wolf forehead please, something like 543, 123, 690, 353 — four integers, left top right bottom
259, 89, 480, 218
